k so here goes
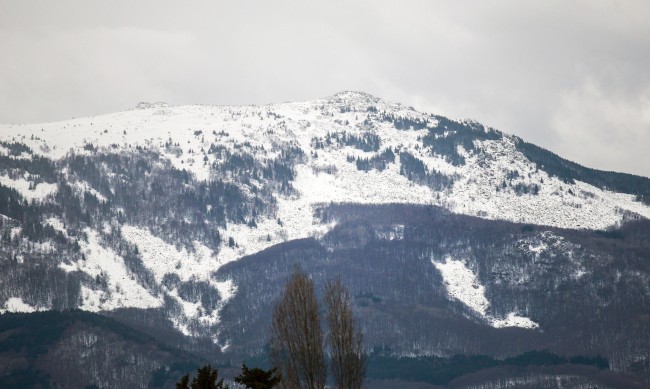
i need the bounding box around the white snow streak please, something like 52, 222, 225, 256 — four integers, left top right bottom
433, 257, 539, 329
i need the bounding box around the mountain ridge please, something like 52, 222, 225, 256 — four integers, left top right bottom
1, 91, 648, 228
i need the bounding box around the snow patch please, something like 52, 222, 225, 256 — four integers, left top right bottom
434, 257, 490, 316
376, 224, 405, 240
0, 297, 46, 314
45, 217, 68, 236
433, 257, 539, 329
0, 174, 57, 201
72, 180, 107, 202
10, 227, 22, 240
492, 312, 539, 329
518, 231, 580, 260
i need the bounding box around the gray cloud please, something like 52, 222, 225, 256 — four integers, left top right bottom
1, 0, 649, 177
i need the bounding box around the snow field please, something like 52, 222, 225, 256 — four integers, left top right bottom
58, 228, 162, 312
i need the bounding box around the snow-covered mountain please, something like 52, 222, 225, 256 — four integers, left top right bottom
1, 92, 649, 387
3, 91, 649, 231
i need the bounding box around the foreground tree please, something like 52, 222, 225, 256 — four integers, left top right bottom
325, 278, 366, 389
176, 364, 228, 389
270, 268, 326, 389
176, 374, 190, 389
234, 364, 281, 389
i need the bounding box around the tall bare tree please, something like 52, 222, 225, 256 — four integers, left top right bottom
271, 268, 326, 389
324, 278, 366, 389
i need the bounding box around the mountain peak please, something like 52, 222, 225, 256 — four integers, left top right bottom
327, 90, 381, 105
134, 101, 169, 110
316, 91, 401, 115
331, 90, 378, 99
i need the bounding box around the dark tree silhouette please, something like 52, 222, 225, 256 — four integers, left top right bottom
233, 364, 281, 389
270, 268, 326, 389
176, 364, 228, 389
177, 374, 190, 389
325, 278, 366, 389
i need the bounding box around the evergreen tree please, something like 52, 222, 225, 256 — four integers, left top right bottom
176, 364, 228, 389
177, 374, 190, 389
233, 364, 281, 389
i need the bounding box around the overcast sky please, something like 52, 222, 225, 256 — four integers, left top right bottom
1, 1, 649, 177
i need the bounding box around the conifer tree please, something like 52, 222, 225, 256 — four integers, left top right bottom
234, 364, 281, 389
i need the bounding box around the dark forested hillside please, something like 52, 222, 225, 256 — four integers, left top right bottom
0, 311, 199, 388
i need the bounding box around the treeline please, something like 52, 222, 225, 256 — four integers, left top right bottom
399, 151, 454, 190
422, 116, 502, 166
515, 138, 650, 197
208, 143, 303, 195
378, 112, 429, 131
62, 147, 290, 248
0, 141, 58, 182
0, 311, 199, 389
0, 184, 61, 242
312, 131, 381, 152
367, 350, 609, 386
374, 111, 503, 165
347, 148, 395, 172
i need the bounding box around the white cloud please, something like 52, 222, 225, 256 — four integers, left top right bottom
1, 0, 649, 177
552, 78, 650, 176
0, 27, 204, 122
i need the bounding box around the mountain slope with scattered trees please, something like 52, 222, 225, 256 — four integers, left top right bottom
0, 92, 649, 388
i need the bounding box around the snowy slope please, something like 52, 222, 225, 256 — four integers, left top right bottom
1, 91, 647, 233
58, 228, 162, 312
